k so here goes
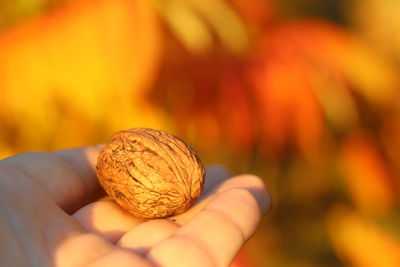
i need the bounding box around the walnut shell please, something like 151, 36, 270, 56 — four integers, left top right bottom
96, 128, 205, 218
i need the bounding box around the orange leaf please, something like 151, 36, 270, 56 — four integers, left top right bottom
327, 206, 400, 267
0, 0, 163, 152
340, 132, 396, 215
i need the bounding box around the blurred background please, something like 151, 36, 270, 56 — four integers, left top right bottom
1, 0, 400, 266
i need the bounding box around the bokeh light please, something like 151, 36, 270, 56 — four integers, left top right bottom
1, 0, 400, 266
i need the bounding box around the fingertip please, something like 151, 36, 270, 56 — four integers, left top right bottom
53, 145, 106, 204
237, 174, 271, 214
83, 144, 105, 168
215, 174, 271, 214
203, 186, 265, 241
54, 145, 104, 173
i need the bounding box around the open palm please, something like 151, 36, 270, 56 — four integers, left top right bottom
0, 146, 270, 267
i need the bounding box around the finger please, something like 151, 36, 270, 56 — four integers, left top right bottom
213, 174, 271, 212
73, 200, 146, 244
171, 174, 269, 225
54, 145, 105, 208
167, 165, 231, 224
74, 165, 231, 241
2, 145, 104, 213
147, 175, 271, 267
86, 249, 152, 267
53, 232, 151, 267
117, 219, 179, 256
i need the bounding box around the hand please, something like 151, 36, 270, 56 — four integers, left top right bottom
0, 146, 270, 267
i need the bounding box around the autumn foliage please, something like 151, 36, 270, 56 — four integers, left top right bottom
1, 0, 400, 266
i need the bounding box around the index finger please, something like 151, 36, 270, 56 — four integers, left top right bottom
1, 145, 104, 213
146, 175, 271, 267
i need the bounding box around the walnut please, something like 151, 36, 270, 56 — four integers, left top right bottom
96, 128, 205, 218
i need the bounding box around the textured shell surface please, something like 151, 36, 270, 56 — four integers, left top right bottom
96, 128, 205, 218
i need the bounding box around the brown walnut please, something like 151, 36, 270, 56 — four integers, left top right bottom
96, 128, 205, 218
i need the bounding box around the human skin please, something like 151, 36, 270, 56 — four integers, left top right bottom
0, 145, 271, 267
